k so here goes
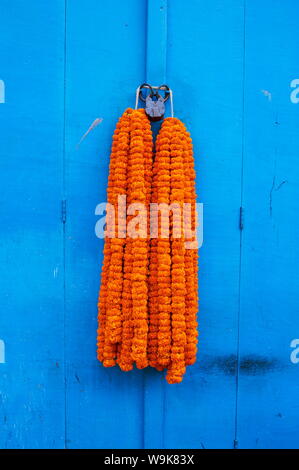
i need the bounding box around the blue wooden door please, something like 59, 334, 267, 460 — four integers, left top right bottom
0, 1, 66, 448
0, 0, 299, 449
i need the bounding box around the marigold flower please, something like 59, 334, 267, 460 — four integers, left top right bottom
98, 109, 198, 382
164, 119, 187, 384
155, 122, 172, 368
182, 126, 198, 366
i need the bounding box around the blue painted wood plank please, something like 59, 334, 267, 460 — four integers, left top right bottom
237, 0, 299, 449
146, 0, 168, 85
142, 0, 169, 449
0, 0, 297, 450
144, 0, 245, 449
0, 1, 66, 448
64, 0, 148, 449
165, 0, 245, 449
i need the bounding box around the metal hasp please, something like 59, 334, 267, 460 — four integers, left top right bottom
135, 83, 172, 122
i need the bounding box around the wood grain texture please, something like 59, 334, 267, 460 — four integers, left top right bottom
0, 0, 66, 449
237, 0, 299, 449
63, 0, 147, 449
0, 0, 298, 449
161, 0, 244, 449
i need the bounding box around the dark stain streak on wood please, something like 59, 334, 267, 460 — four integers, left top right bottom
275, 180, 288, 192
240, 355, 279, 375
199, 354, 279, 376
75, 373, 81, 384
211, 354, 237, 375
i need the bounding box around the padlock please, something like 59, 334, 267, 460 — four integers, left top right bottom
136, 83, 171, 122
145, 94, 165, 122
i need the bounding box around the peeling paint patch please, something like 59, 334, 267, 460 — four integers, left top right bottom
76, 118, 103, 148
261, 89, 272, 101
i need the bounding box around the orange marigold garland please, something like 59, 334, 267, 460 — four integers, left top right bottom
182, 125, 198, 366
155, 123, 172, 369
97, 106, 198, 383
117, 123, 134, 371
147, 154, 160, 369
105, 113, 130, 346
165, 119, 187, 384
130, 110, 150, 369
97, 113, 123, 366
117, 111, 135, 371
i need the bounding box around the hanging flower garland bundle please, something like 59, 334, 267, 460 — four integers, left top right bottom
97, 101, 198, 383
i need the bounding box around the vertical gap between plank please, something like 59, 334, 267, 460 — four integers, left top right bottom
63, 0, 68, 450
235, 0, 247, 449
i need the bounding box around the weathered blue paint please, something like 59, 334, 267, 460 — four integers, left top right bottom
64, 0, 147, 450
0, 0, 298, 449
0, 0, 66, 448
237, 0, 299, 449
